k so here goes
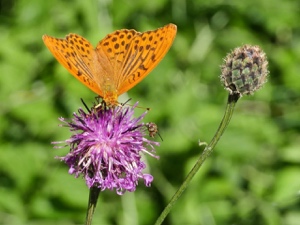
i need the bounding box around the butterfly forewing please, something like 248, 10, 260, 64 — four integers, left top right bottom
95, 29, 140, 91
42, 34, 104, 96
117, 23, 177, 94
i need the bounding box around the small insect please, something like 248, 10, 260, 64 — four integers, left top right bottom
146, 122, 163, 141
43, 24, 177, 106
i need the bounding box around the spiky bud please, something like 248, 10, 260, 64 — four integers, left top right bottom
220, 45, 269, 96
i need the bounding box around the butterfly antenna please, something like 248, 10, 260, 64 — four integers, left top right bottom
123, 98, 151, 110
122, 98, 132, 106
134, 105, 151, 111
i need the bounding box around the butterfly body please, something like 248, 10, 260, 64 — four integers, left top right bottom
43, 24, 177, 106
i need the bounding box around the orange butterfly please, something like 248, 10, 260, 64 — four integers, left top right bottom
43, 23, 177, 106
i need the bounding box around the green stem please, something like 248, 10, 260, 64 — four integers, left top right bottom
85, 186, 100, 225
154, 93, 240, 225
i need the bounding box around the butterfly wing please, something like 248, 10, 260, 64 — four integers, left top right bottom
95, 29, 140, 95
42, 34, 104, 96
117, 23, 177, 94
96, 23, 177, 96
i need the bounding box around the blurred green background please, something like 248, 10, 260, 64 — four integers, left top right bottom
1, 0, 300, 224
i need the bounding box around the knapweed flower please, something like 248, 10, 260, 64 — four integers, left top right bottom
220, 44, 269, 96
53, 103, 159, 195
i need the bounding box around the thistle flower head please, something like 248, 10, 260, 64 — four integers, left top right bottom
220, 45, 269, 96
53, 103, 159, 195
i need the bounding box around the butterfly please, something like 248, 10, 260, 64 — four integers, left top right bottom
42, 23, 177, 106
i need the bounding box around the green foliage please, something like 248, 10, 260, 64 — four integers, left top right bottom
0, 0, 300, 224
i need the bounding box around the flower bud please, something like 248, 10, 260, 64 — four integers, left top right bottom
220, 45, 269, 96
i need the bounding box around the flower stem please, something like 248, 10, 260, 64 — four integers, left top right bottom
85, 186, 100, 225
154, 93, 240, 225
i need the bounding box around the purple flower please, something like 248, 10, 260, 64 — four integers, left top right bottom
53, 103, 160, 195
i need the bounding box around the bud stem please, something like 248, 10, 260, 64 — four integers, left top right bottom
154, 93, 240, 225
85, 186, 100, 225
